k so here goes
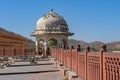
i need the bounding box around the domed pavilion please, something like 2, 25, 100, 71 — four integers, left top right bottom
30, 9, 74, 55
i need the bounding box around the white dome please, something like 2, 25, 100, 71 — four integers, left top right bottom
36, 9, 68, 30
31, 9, 74, 36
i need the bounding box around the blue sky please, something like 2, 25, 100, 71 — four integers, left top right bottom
0, 0, 120, 43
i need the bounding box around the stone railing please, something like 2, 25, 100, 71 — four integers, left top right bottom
51, 44, 120, 80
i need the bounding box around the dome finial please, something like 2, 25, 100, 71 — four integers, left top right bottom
50, 8, 53, 13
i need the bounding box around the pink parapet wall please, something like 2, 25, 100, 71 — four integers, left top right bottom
51, 45, 120, 80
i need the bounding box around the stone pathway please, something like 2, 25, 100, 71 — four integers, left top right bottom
26, 72, 64, 80
0, 58, 81, 80
0, 61, 57, 74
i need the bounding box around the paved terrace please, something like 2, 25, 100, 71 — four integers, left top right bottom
0, 58, 81, 80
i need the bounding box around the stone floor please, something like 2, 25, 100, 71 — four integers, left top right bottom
0, 72, 65, 80
0, 58, 81, 80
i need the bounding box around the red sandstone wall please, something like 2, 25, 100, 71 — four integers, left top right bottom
51, 48, 120, 80
0, 48, 36, 56
0, 32, 26, 55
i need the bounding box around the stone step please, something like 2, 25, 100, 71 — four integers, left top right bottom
8, 63, 53, 67
0, 70, 59, 75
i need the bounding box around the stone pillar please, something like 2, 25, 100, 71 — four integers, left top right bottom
44, 41, 47, 57
85, 46, 90, 80
100, 44, 107, 80
71, 45, 74, 50
85, 46, 90, 53
100, 44, 107, 52
77, 44, 81, 52
35, 40, 39, 55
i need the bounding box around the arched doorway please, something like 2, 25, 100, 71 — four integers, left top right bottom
39, 39, 44, 55
48, 38, 57, 47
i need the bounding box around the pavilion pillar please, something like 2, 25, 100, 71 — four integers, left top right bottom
44, 41, 47, 57
35, 40, 39, 55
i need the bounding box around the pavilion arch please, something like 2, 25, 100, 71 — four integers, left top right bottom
48, 38, 57, 47
39, 39, 44, 43
38, 39, 44, 55
38, 39, 44, 49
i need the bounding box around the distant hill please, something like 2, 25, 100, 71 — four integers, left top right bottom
1, 27, 120, 51
68, 39, 88, 48
106, 41, 120, 50
26, 39, 120, 50
68, 39, 120, 51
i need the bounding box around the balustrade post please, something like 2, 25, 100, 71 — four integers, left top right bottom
119, 66, 120, 80
85, 46, 90, 80
77, 44, 81, 52
65, 49, 67, 67
59, 48, 61, 61
100, 44, 107, 80
116, 58, 119, 80
55, 48, 56, 58
70, 45, 74, 70
77, 44, 81, 75
70, 46, 71, 70
67, 46, 70, 50
60, 48, 62, 62
60, 45, 63, 62
100, 44, 107, 53
71, 45, 74, 50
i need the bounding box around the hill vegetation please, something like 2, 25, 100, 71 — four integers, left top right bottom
68, 39, 120, 51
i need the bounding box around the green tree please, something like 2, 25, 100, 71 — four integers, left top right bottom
91, 47, 99, 52
48, 40, 57, 47
80, 48, 85, 52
